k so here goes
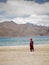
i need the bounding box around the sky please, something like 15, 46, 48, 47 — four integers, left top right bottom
0, 0, 49, 26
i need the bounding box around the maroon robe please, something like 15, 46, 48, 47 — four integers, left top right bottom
30, 40, 34, 51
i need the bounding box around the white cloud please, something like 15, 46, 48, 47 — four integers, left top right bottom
0, 0, 49, 26
0, 0, 49, 16
12, 17, 26, 24
12, 14, 49, 26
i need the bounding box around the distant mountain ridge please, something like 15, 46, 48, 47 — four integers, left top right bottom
0, 21, 49, 37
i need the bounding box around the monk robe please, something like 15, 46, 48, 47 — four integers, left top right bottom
30, 39, 34, 52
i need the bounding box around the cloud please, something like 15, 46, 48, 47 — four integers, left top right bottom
12, 14, 49, 26
0, 0, 7, 3
0, 0, 49, 16
26, 15, 49, 26
7, 1, 49, 15
0, 0, 49, 26
12, 17, 26, 24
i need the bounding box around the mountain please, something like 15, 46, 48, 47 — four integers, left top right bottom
0, 21, 49, 37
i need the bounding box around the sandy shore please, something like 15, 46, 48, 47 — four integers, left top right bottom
0, 44, 49, 65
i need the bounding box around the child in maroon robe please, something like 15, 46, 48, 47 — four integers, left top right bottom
30, 38, 34, 52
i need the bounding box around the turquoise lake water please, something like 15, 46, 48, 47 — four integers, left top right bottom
0, 36, 49, 46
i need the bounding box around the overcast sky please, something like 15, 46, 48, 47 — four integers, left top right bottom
0, 0, 49, 26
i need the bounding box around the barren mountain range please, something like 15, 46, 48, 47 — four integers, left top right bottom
0, 21, 49, 37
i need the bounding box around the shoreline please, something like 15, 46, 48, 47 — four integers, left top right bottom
0, 44, 49, 51
0, 43, 49, 47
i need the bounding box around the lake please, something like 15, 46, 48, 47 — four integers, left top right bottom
0, 36, 49, 46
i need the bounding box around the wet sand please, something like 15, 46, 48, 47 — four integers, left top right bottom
0, 44, 49, 65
